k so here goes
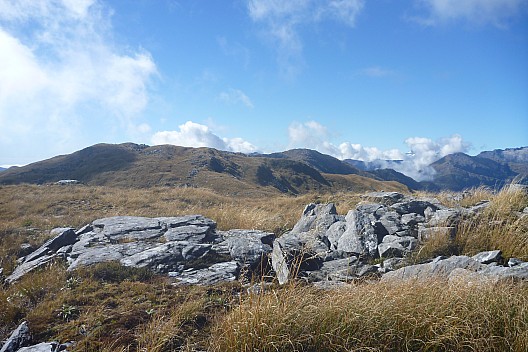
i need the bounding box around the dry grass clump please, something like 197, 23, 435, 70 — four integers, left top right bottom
211, 279, 528, 352
456, 184, 528, 260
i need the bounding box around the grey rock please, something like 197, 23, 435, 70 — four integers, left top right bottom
18, 243, 35, 257
381, 256, 483, 281
221, 230, 275, 270
16, 342, 59, 352
382, 257, 403, 271
356, 203, 387, 218
478, 262, 528, 281
336, 210, 379, 257
170, 261, 239, 285
472, 250, 503, 265
24, 229, 77, 263
466, 201, 490, 215
428, 209, 462, 227
306, 257, 358, 282
0, 321, 30, 352
448, 268, 498, 287
401, 213, 425, 226
163, 225, 213, 242
378, 235, 417, 258
323, 221, 347, 250
508, 258, 525, 267
6, 254, 58, 284
362, 192, 405, 205
379, 211, 403, 235
391, 199, 440, 216
291, 203, 342, 236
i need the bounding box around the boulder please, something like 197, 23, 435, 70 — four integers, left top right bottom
379, 211, 403, 235
362, 192, 405, 205
336, 210, 380, 257
16, 342, 60, 352
478, 262, 528, 281
378, 235, 417, 258
170, 261, 239, 285
427, 209, 462, 227
381, 256, 483, 281
221, 230, 275, 272
472, 250, 503, 265
390, 199, 440, 216
0, 321, 30, 352
508, 258, 525, 267
290, 203, 342, 236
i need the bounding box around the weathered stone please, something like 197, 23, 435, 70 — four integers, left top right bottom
323, 221, 347, 250
382, 257, 403, 271
24, 228, 77, 263
508, 258, 525, 267
306, 257, 358, 282
472, 250, 503, 265
428, 209, 462, 227
381, 256, 483, 281
170, 261, 239, 285
478, 262, 528, 281
163, 225, 213, 242
291, 203, 342, 236
448, 268, 498, 287
401, 213, 425, 226
16, 342, 59, 352
0, 321, 30, 352
379, 211, 403, 235
362, 192, 405, 205
391, 199, 440, 216
336, 210, 380, 257
6, 254, 58, 284
378, 235, 417, 258
356, 203, 387, 218
221, 230, 275, 270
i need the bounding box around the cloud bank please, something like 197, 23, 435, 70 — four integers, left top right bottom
287, 121, 469, 181
0, 0, 157, 162
151, 121, 258, 154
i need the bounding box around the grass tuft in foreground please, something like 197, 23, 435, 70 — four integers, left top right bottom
210, 279, 528, 352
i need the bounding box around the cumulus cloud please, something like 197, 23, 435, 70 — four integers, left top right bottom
414, 0, 528, 27
287, 121, 469, 181
218, 89, 254, 109
151, 121, 258, 154
246, 0, 365, 77
0, 0, 157, 163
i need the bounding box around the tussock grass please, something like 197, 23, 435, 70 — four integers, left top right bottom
211, 280, 528, 352
455, 184, 528, 260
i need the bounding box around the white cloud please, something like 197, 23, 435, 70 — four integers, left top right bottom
218, 89, 254, 109
357, 66, 396, 78
0, 0, 157, 163
287, 120, 469, 181
415, 0, 528, 27
246, 0, 365, 77
151, 121, 258, 154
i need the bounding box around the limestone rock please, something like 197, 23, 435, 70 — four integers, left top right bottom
362, 192, 405, 205
0, 321, 30, 352
170, 261, 239, 285
472, 250, 503, 265
378, 235, 417, 258
381, 256, 483, 281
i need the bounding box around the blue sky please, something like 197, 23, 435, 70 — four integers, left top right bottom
0, 0, 527, 179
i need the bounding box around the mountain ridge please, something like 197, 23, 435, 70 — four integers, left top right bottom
0, 144, 526, 192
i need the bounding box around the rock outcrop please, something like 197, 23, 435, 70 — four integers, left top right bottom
6, 215, 274, 286
5, 191, 528, 288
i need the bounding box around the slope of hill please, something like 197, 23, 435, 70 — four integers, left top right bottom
478, 147, 528, 175
0, 167, 5, 172
0, 143, 407, 195
429, 152, 518, 191
265, 149, 363, 175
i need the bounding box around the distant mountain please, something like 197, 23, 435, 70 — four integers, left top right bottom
369, 168, 424, 191
0, 143, 407, 195
0, 167, 5, 172
266, 149, 363, 175
429, 152, 519, 191
477, 147, 528, 175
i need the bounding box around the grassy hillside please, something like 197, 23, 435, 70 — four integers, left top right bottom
0, 144, 408, 195
1, 184, 527, 351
